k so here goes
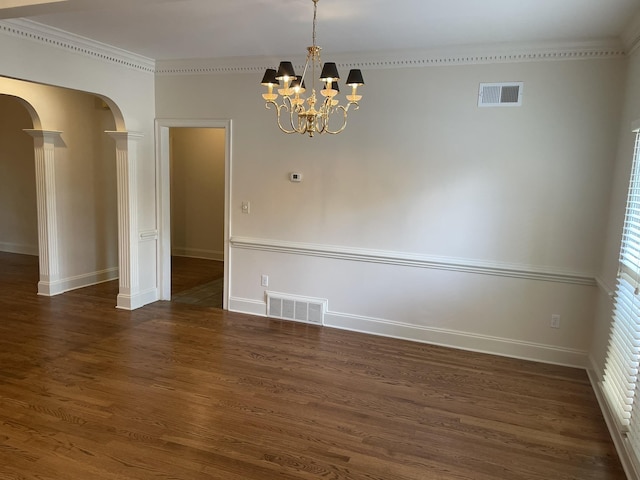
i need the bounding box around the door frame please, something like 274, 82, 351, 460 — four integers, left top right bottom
155, 118, 232, 308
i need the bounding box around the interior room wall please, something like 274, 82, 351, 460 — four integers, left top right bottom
590, 47, 640, 378
156, 55, 626, 366
170, 127, 225, 261
0, 77, 119, 288
0, 23, 157, 307
0, 95, 37, 255
53, 88, 118, 284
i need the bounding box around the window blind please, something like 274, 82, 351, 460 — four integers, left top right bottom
603, 130, 640, 437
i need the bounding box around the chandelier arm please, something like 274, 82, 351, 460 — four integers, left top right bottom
324, 105, 349, 135
266, 100, 299, 135
289, 97, 310, 134
278, 106, 300, 134
314, 113, 325, 135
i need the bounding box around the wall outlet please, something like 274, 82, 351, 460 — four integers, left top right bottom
261, 274, 269, 287
551, 314, 560, 329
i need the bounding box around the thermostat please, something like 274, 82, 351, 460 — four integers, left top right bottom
290, 172, 302, 182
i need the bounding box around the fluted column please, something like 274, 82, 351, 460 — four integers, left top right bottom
23, 129, 63, 296
106, 131, 144, 310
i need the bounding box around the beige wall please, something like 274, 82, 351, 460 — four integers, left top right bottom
53, 88, 118, 280
0, 78, 118, 287
170, 127, 225, 260
590, 47, 640, 378
0, 22, 157, 307
0, 14, 629, 363
156, 55, 626, 366
0, 95, 36, 254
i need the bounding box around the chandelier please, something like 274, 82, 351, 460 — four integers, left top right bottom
260, 0, 364, 137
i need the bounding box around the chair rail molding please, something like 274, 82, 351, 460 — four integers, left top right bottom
230, 236, 596, 287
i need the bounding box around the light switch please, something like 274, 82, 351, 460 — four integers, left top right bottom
241, 201, 250, 214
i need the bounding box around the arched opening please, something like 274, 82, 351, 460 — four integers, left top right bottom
0, 95, 39, 288
0, 80, 124, 304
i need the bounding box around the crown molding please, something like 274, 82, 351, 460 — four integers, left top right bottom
0, 18, 155, 74
622, 9, 640, 54
156, 39, 627, 76
0, 17, 625, 76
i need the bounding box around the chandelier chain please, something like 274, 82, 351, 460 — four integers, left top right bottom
312, 0, 318, 48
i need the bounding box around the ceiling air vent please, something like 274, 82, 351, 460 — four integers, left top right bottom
478, 82, 523, 107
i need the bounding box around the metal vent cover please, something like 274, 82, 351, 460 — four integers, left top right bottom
266, 292, 327, 325
478, 82, 523, 107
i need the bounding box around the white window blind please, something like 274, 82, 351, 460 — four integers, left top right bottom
602, 129, 640, 457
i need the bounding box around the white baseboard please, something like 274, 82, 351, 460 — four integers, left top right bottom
227, 296, 588, 368
117, 287, 158, 310
587, 356, 639, 480
0, 242, 38, 256
61, 267, 119, 293
38, 280, 64, 296
172, 247, 223, 261
325, 312, 588, 368
228, 296, 267, 316
38, 267, 119, 297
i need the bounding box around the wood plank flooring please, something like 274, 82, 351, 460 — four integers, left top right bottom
0, 252, 626, 479
171, 256, 224, 295
171, 256, 224, 308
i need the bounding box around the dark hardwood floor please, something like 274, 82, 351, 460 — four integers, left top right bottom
171, 256, 224, 295
171, 256, 224, 308
0, 252, 626, 479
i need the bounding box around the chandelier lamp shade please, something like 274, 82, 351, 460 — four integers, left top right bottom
260, 0, 364, 137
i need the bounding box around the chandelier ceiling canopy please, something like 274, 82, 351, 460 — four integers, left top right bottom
260, 0, 365, 137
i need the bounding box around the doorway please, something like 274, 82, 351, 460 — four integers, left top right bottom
156, 120, 231, 309
0, 95, 37, 258
0, 95, 38, 288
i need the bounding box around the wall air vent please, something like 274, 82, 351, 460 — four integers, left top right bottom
266, 292, 327, 326
478, 82, 523, 107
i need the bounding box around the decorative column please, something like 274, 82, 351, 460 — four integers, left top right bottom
23, 129, 63, 296
106, 131, 144, 310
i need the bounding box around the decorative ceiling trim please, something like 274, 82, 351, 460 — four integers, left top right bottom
156, 40, 626, 76
0, 18, 156, 73
0, 17, 626, 76
622, 10, 640, 54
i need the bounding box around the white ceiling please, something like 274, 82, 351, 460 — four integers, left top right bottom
1, 0, 639, 60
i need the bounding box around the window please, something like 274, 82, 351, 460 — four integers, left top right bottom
602, 127, 640, 467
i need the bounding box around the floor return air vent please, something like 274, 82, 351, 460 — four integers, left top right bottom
266, 292, 327, 325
